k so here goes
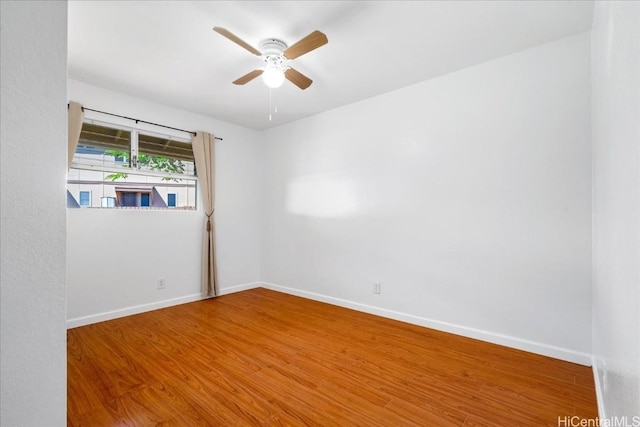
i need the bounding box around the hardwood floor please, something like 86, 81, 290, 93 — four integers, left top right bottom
67, 288, 597, 426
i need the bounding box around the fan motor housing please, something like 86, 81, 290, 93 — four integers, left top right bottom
259, 38, 287, 55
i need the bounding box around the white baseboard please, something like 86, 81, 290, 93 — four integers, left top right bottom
66, 282, 262, 329
260, 282, 593, 366
591, 356, 607, 420
218, 281, 262, 295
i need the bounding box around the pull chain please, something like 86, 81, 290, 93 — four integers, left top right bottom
268, 88, 278, 121
274, 93, 278, 116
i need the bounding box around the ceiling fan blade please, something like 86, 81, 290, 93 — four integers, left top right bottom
285, 67, 313, 90
283, 30, 328, 60
213, 27, 261, 56
233, 69, 263, 85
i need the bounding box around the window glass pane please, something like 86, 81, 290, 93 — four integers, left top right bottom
67, 169, 196, 210
138, 133, 195, 177
121, 192, 137, 207
101, 197, 116, 208
79, 191, 90, 206
68, 122, 197, 210
73, 123, 131, 169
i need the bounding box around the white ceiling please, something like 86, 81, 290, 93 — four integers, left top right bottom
68, 1, 594, 131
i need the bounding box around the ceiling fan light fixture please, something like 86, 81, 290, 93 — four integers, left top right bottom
262, 66, 285, 88
214, 27, 327, 90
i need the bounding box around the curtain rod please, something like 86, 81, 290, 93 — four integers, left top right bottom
79, 106, 223, 141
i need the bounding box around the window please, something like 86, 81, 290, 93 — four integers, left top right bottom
167, 193, 176, 207
121, 192, 138, 207
101, 197, 116, 208
67, 121, 197, 209
140, 193, 150, 207
79, 191, 91, 207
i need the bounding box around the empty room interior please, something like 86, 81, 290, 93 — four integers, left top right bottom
1, 0, 639, 425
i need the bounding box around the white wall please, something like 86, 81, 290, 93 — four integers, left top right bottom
591, 0, 640, 419
0, 1, 68, 425
67, 80, 262, 325
262, 32, 593, 363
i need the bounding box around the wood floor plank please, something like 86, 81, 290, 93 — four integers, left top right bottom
68, 288, 597, 425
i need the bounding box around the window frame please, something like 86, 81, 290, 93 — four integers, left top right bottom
68, 116, 198, 210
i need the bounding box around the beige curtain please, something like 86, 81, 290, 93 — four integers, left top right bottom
67, 101, 84, 170
191, 132, 218, 297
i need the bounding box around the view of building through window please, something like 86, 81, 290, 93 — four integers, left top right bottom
67, 121, 197, 209
79, 191, 91, 206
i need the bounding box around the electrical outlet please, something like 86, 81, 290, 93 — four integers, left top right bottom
157, 277, 166, 290
373, 281, 381, 294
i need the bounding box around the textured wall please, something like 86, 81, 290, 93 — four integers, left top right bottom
0, 1, 68, 425
592, 0, 640, 419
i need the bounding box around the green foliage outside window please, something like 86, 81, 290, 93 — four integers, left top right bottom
104, 150, 185, 182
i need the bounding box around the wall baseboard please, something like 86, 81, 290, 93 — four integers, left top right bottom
260, 282, 593, 366
218, 281, 262, 296
66, 282, 262, 329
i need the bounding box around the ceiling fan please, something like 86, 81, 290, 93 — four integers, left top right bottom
213, 27, 328, 90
